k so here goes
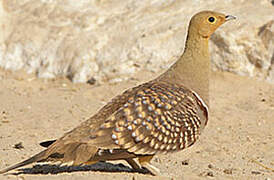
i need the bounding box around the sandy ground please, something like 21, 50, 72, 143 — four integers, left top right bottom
0, 69, 273, 180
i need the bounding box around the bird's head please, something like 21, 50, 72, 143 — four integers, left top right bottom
188, 11, 236, 39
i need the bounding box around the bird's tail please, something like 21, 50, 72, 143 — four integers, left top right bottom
0, 149, 47, 174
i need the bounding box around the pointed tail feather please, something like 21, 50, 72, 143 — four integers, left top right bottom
0, 150, 47, 174
40, 140, 56, 148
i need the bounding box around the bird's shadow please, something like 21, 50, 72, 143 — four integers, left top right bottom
9, 161, 150, 175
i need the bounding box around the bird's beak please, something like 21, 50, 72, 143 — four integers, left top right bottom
225, 15, 236, 21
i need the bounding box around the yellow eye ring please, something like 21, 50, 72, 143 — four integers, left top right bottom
208, 16, 216, 23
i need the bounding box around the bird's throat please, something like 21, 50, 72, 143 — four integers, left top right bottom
158, 35, 210, 106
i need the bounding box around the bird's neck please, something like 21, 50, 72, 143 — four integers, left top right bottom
157, 32, 210, 106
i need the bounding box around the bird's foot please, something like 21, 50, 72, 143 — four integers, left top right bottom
138, 155, 160, 176
140, 162, 160, 176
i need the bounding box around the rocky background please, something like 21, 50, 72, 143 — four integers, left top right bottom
0, 0, 273, 83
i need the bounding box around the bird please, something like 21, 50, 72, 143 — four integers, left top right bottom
0, 11, 235, 175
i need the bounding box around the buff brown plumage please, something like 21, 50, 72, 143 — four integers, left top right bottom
0, 11, 235, 175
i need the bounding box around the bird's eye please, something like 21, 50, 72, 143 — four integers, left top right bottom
208, 17, 215, 23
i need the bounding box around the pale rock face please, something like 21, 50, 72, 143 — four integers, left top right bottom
211, 20, 274, 82
0, 0, 273, 83
259, 20, 274, 82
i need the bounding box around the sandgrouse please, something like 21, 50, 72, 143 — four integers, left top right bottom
0, 11, 235, 175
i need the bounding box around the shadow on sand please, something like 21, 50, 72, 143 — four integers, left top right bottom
7, 161, 150, 175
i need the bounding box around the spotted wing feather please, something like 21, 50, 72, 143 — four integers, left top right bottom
94, 81, 207, 155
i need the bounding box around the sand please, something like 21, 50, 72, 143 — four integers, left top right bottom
0, 69, 273, 180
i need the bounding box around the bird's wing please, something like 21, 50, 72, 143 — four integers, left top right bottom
64, 81, 206, 156
92, 81, 206, 155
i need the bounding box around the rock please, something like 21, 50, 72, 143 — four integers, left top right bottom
259, 20, 274, 82
211, 20, 274, 83
0, 0, 273, 83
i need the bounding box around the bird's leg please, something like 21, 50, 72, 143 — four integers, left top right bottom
125, 158, 141, 170
138, 155, 160, 176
